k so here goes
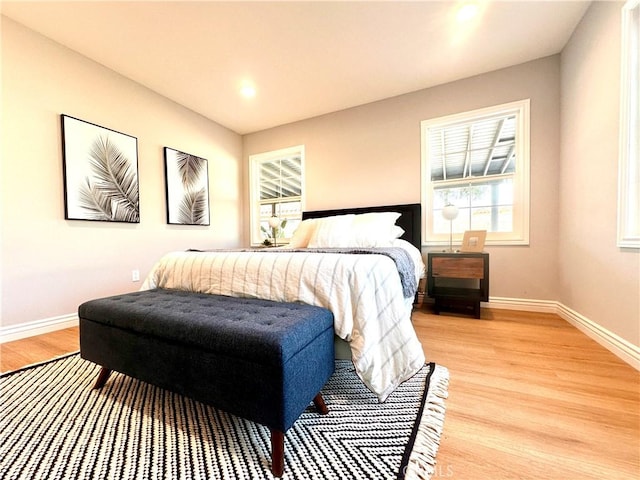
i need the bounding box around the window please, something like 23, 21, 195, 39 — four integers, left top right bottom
618, 0, 640, 248
249, 145, 304, 245
421, 99, 530, 246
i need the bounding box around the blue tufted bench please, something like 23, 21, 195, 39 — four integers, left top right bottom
78, 288, 335, 477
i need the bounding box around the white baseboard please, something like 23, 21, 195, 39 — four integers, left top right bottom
486, 297, 640, 371
0, 314, 79, 343
555, 303, 640, 371
3, 298, 639, 371
485, 296, 558, 313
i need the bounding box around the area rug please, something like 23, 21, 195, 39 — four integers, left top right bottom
0, 354, 448, 480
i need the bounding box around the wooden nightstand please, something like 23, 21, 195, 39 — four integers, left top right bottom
427, 252, 489, 318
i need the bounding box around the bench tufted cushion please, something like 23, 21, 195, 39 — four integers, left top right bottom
78, 289, 334, 367
80, 288, 336, 476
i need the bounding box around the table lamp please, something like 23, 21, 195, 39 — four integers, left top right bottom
268, 216, 280, 247
442, 204, 459, 252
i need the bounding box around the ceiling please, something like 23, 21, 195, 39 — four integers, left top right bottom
1, 1, 590, 135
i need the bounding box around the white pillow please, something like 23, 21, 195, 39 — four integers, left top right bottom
392, 225, 405, 240
287, 218, 317, 248
348, 212, 401, 247
307, 214, 356, 248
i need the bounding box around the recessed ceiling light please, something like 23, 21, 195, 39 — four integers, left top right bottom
457, 2, 479, 23
240, 85, 256, 98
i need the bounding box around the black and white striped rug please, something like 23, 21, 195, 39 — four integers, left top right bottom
0, 355, 448, 480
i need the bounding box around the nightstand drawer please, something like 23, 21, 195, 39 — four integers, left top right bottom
431, 257, 485, 279
427, 252, 489, 318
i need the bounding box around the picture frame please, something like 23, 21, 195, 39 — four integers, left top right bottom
61, 115, 139, 223
164, 147, 210, 226
460, 230, 487, 252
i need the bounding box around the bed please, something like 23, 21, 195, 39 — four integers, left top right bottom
141, 203, 425, 401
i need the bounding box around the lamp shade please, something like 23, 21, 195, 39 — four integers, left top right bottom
268, 216, 280, 228
442, 204, 459, 221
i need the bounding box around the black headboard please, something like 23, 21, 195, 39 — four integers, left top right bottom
302, 203, 422, 250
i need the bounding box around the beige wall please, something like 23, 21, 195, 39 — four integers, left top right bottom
243, 56, 562, 302
560, 2, 639, 345
3, 4, 637, 351
1, 17, 243, 328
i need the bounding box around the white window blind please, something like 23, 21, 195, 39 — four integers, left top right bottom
421, 100, 530, 246
249, 145, 304, 245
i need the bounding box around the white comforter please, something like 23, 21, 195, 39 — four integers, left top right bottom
141, 249, 425, 401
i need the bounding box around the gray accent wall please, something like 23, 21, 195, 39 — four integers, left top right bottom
244, 2, 638, 350
1, 17, 243, 329
2, 2, 637, 354
244, 56, 562, 306
560, 1, 639, 347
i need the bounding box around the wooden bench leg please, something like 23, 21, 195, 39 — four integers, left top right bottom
270, 429, 284, 477
270, 395, 327, 476
312, 393, 329, 415
93, 367, 112, 389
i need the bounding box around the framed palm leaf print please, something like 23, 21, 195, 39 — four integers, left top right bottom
61, 115, 140, 223
164, 147, 210, 226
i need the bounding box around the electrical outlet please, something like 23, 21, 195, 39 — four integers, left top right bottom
132, 269, 140, 282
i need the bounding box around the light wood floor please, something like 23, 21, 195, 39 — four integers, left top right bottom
1, 308, 639, 479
